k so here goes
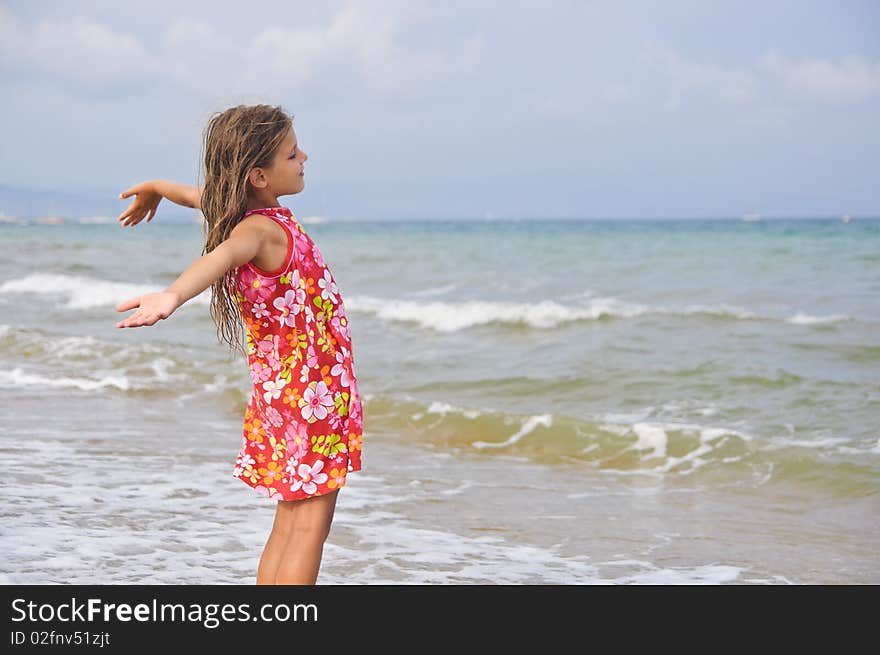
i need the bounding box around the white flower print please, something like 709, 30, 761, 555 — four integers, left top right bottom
262, 374, 287, 404
234, 452, 255, 476
330, 350, 351, 388
318, 268, 338, 304
273, 289, 302, 328
290, 460, 328, 495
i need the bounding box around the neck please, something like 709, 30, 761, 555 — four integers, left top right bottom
246, 192, 280, 211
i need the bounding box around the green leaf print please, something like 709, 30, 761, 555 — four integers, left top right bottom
310, 433, 348, 457
335, 391, 350, 417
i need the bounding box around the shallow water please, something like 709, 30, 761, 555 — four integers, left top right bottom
1, 216, 878, 583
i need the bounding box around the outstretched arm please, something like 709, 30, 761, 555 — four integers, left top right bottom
115, 219, 267, 328
117, 180, 202, 227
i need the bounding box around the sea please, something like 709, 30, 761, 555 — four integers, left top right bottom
0, 214, 877, 584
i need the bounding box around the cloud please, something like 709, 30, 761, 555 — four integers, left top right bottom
599, 83, 632, 104
0, 7, 158, 89
757, 49, 880, 102
639, 41, 880, 108
235, 1, 486, 94
638, 41, 758, 106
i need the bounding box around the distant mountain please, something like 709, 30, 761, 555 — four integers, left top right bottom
0, 184, 197, 222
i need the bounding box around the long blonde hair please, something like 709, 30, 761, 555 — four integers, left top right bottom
198, 104, 293, 357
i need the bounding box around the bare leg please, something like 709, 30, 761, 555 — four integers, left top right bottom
274, 489, 340, 585
256, 501, 300, 585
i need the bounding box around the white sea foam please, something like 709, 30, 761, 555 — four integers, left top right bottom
630, 423, 668, 459
343, 292, 857, 332
0, 437, 749, 584
764, 436, 853, 450
344, 294, 648, 332
785, 311, 851, 325
472, 414, 554, 449
411, 400, 485, 422
0, 367, 132, 391
0, 273, 210, 309
598, 418, 756, 476
680, 303, 757, 319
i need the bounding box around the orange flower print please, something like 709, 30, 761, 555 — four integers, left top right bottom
327, 467, 347, 489
282, 386, 298, 407
258, 461, 284, 486
245, 416, 267, 449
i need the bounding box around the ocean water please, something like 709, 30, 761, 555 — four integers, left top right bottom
0, 215, 877, 584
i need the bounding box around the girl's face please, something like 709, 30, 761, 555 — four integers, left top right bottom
259, 126, 309, 198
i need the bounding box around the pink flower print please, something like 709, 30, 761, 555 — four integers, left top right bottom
250, 360, 272, 385
330, 350, 352, 388
290, 460, 328, 495
240, 268, 276, 304
312, 243, 326, 268
254, 485, 284, 500
318, 269, 338, 304
299, 380, 334, 423
306, 344, 319, 369
283, 421, 310, 462
252, 301, 270, 320
330, 313, 351, 342
348, 376, 362, 425
299, 364, 310, 384
289, 268, 302, 291
327, 410, 342, 431
273, 289, 303, 328
258, 334, 282, 369
265, 405, 284, 428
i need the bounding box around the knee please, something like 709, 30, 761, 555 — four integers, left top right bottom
290, 519, 332, 544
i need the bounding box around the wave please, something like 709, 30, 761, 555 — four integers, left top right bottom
0, 273, 210, 309
370, 393, 879, 496
343, 294, 650, 331
0, 324, 240, 397
0, 275, 856, 328
343, 293, 855, 332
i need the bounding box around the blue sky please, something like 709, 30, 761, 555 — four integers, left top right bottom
1, 0, 878, 219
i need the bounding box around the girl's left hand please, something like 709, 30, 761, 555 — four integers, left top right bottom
115, 291, 180, 328
117, 181, 162, 227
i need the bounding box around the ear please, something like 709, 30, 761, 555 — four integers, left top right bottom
247, 167, 267, 190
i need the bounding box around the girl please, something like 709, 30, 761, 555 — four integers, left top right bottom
114, 104, 363, 585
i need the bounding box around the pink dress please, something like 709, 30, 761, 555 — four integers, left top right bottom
229, 207, 363, 501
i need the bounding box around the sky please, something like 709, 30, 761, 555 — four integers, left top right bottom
1, 0, 878, 220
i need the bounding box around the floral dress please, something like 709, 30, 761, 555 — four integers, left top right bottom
229, 207, 363, 501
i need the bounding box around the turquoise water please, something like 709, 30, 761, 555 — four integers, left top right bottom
1, 216, 878, 583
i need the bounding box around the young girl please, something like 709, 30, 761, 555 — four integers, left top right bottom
114, 104, 363, 585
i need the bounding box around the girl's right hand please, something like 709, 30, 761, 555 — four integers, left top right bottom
115, 291, 181, 328
117, 181, 162, 227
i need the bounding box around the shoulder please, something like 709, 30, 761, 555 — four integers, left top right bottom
232, 212, 282, 239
